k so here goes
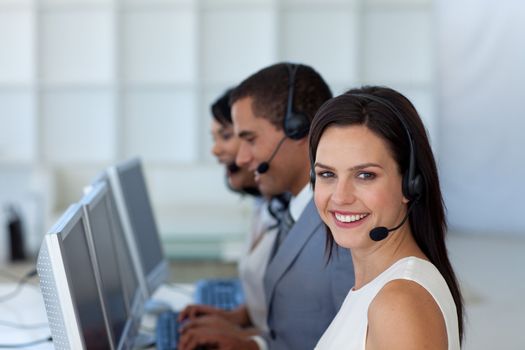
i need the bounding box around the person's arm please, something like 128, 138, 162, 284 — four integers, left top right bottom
224, 304, 252, 327
249, 335, 268, 350
367, 279, 448, 350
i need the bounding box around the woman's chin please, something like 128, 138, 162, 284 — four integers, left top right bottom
227, 177, 244, 192
229, 174, 256, 191
332, 230, 367, 250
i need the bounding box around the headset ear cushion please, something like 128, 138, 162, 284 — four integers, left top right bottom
284, 112, 310, 140
411, 174, 423, 200
403, 172, 423, 201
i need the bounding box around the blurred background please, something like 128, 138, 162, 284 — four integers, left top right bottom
0, 0, 523, 348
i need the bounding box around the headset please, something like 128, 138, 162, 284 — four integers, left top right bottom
310, 93, 423, 202
256, 63, 310, 174
283, 63, 310, 140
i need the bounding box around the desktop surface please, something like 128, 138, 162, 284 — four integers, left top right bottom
0, 262, 52, 350
0, 259, 238, 350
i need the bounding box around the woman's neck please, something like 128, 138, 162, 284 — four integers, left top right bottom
351, 227, 426, 290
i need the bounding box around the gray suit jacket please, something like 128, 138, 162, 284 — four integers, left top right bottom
263, 199, 355, 350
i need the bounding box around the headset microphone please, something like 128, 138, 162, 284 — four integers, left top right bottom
256, 136, 287, 174
369, 200, 417, 241
258, 63, 309, 175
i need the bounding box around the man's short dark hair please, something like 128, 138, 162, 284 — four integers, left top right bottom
230, 62, 332, 130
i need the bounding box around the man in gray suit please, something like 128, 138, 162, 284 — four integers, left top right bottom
233, 63, 354, 350
178, 63, 354, 350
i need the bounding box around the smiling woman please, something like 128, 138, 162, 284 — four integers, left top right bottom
313, 125, 408, 251
309, 86, 463, 350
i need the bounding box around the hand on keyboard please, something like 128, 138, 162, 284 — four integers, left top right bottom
156, 311, 208, 350
180, 314, 242, 334
178, 320, 258, 350
178, 304, 227, 323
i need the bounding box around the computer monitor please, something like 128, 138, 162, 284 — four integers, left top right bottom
106, 158, 169, 300
81, 181, 144, 350
86, 173, 145, 314
37, 204, 112, 350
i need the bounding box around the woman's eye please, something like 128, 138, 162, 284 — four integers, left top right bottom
357, 172, 375, 180
220, 132, 233, 141
317, 171, 335, 179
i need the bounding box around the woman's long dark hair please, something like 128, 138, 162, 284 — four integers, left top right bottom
308, 86, 464, 342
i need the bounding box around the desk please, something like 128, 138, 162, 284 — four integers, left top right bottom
0, 263, 194, 350
0, 282, 52, 350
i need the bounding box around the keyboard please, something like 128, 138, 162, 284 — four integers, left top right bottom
194, 278, 245, 310
156, 310, 180, 350
155, 279, 244, 350
156, 311, 209, 350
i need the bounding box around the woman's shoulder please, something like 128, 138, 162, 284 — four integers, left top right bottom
371, 276, 440, 315
369, 257, 447, 327
367, 270, 448, 349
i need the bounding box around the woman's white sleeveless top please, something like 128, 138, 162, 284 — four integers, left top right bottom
315, 257, 460, 350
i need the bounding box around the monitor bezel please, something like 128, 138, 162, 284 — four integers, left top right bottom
39, 203, 108, 350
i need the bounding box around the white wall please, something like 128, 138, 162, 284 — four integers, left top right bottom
436, 0, 525, 236
0, 0, 437, 256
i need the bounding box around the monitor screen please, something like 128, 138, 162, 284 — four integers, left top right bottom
82, 183, 129, 349
109, 158, 168, 296
38, 204, 112, 350
106, 184, 142, 313
62, 216, 112, 350
88, 173, 143, 314
118, 161, 163, 275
